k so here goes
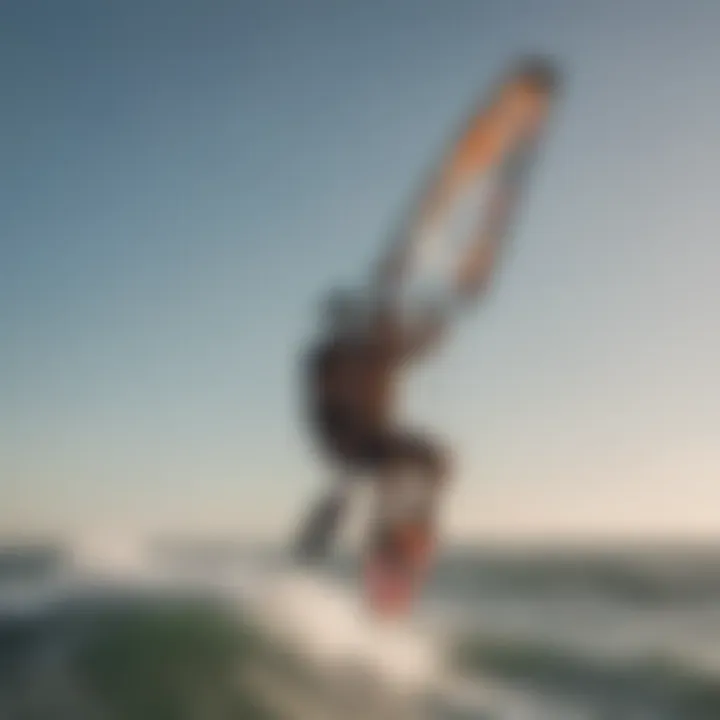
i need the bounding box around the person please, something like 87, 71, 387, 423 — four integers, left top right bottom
293, 287, 450, 569
293, 57, 559, 581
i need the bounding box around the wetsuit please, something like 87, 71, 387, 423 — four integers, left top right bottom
295, 314, 447, 561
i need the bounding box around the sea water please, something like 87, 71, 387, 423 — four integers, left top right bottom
1, 539, 720, 719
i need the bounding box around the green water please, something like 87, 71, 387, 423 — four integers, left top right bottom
0, 598, 279, 720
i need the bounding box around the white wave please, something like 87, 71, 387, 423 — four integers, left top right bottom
242, 564, 442, 693
69, 532, 150, 577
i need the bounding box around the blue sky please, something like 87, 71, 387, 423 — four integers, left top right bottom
2, 0, 719, 540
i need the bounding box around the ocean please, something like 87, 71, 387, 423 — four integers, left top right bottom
1, 539, 720, 719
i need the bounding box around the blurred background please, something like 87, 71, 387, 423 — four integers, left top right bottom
2, 1, 720, 718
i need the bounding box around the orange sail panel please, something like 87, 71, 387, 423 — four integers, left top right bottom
376, 57, 561, 311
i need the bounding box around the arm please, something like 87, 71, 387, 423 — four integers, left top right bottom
375, 306, 447, 365
403, 317, 446, 363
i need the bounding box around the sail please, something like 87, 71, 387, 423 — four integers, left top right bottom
375, 56, 562, 317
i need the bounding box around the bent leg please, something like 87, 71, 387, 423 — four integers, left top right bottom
363, 429, 451, 563
294, 411, 369, 563
372, 430, 449, 518
293, 475, 352, 563
360, 430, 450, 615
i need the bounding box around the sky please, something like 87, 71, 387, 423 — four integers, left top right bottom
2, 0, 719, 542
